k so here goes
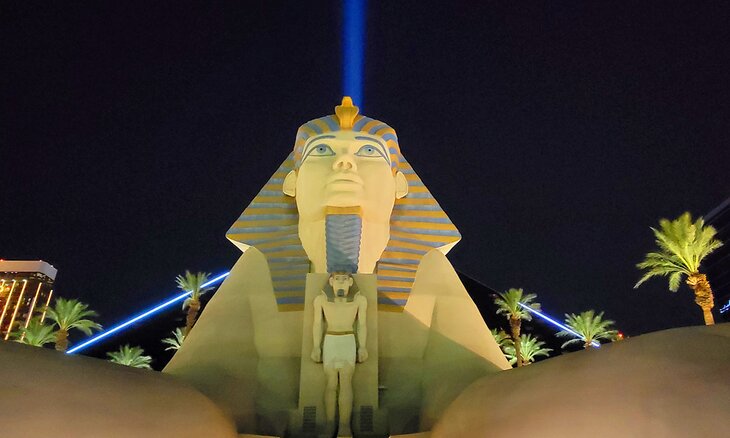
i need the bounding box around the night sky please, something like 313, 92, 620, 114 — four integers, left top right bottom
2, 1, 728, 349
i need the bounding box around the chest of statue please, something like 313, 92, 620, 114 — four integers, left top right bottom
321, 299, 360, 330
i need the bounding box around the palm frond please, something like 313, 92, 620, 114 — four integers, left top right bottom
107, 344, 153, 369
667, 271, 682, 292
43, 298, 102, 334
558, 337, 583, 349
490, 328, 511, 349
161, 327, 186, 351
13, 317, 56, 347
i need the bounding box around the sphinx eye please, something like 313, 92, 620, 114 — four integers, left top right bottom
355, 145, 385, 160
306, 144, 335, 158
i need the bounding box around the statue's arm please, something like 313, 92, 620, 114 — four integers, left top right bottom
356, 295, 368, 362
311, 295, 323, 362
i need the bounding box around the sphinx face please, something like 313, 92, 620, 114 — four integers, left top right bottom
295, 130, 397, 223
284, 130, 408, 273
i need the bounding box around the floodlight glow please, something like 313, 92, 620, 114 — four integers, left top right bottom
343, 0, 365, 108
518, 302, 601, 348
66, 271, 230, 354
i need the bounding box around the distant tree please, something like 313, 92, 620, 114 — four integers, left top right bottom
162, 327, 185, 351
494, 288, 540, 367
107, 344, 153, 369
43, 298, 102, 352
635, 212, 723, 325
503, 334, 552, 366
176, 271, 212, 336
13, 317, 55, 347
557, 310, 618, 349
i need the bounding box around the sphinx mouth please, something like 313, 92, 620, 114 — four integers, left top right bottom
327, 173, 363, 186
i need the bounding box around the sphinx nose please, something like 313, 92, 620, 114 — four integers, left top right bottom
333, 153, 357, 171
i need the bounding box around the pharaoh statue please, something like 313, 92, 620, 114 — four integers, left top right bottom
164, 97, 509, 437
312, 272, 368, 437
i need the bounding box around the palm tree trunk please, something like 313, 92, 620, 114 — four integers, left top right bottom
55, 329, 68, 352
509, 317, 522, 367
184, 300, 200, 336
687, 273, 715, 325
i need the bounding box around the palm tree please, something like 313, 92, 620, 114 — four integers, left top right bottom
557, 310, 617, 349
161, 327, 185, 351
494, 288, 540, 367
176, 271, 212, 336
503, 334, 552, 366
43, 298, 102, 352
13, 317, 56, 347
107, 344, 153, 369
634, 212, 723, 325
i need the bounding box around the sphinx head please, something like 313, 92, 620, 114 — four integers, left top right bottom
283, 98, 408, 273
226, 97, 461, 310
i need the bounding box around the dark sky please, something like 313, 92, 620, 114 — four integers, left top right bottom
2, 1, 728, 347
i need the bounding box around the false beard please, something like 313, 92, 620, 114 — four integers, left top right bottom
324, 206, 363, 274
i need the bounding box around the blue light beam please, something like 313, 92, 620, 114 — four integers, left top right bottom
518, 302, 601, 348
66, 271, 230, 354
343, 0, 365, 108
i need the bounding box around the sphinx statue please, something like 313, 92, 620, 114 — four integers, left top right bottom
164, 97, 509, 437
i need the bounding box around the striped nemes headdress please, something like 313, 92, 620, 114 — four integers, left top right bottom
226, 97, 461, 312
293, 97, 401, 174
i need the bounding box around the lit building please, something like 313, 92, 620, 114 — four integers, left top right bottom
0, 260, 57, 339
704, 198, 730, 321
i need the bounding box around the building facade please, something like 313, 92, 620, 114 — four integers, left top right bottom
704, 198, 730, 322
0, 260, 57, 339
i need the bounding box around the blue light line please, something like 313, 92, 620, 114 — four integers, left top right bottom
518, 302, 601, 348
343, 0, 365, 108
66, 272, 230, 354
719, 300, 730, 314
66, 267, 602, 354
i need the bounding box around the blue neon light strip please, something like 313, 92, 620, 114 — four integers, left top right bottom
67, 268, 600, 353
66, 272, 230, 354
720, 300, 730, 314
518, 302, 601, 348
343, 0, 365, 107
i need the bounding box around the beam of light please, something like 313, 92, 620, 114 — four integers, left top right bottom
518, 302, 601, 348
343, 0, 365, 108
66, 271, 230, 354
